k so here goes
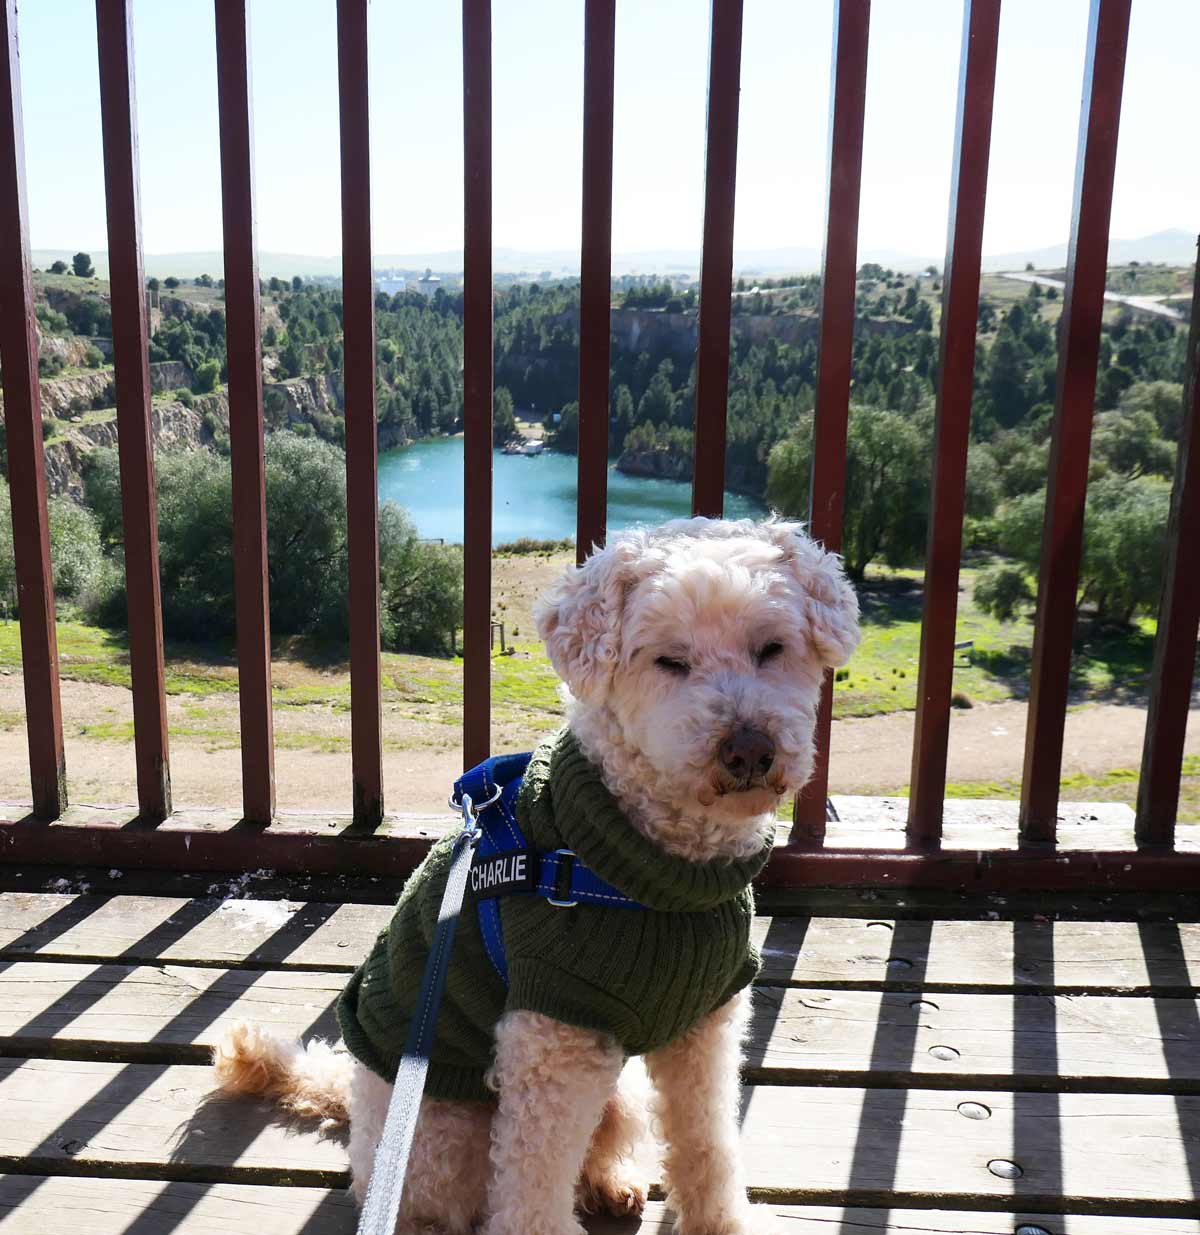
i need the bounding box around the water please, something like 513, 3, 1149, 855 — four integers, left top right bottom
378, 435, 766, 545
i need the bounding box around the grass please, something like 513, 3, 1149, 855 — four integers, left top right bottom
3, 558, 1161, 723
881, 756, 1200, 823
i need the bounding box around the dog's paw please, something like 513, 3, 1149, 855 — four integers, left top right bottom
577, 1167, 648, 1219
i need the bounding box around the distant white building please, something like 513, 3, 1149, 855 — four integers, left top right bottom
376, 274, 406, 295
415, 268, 442, 297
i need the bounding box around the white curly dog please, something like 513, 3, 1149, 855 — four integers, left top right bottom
213, 516, 859, 1235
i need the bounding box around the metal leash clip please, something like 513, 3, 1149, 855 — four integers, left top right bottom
448, 782, 503, 846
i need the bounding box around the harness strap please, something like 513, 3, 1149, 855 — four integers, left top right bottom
453, 752, 646, 985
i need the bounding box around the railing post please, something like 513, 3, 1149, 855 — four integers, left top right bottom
575, 0, 616, 565
791, 0, 870, 846
462, 0, 493, 769
214, 0, 276, 824
95, 0, 171, 822
691, 0, 744, 520
337, 0, 384, 827
906, 0, 1001, 849
1135, 242, 1200, 846
1019, 0, 1131, 843
0, 0, 67, 820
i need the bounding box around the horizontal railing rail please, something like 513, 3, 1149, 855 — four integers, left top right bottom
1, 0, 1197, 892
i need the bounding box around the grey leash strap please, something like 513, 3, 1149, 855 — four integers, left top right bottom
355, 791, 489, 1235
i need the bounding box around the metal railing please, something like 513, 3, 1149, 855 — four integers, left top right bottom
1, 0, 1198, 892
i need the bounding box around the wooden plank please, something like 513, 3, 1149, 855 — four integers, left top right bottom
0, 1059, 346, 1184
7, 959, 1200, 1096
2, 1183, 1196, 1235
0, 1176, 356, 1235
4, 1061, 1200, 1212
744, 986, 1200, 1091
591, 1208, 1200, 1235
6, 897, 1200, 994
0, 961, 344, 1061
0, 1181, 1192, 1235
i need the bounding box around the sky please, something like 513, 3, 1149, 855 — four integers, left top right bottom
13, 0, 1199, 264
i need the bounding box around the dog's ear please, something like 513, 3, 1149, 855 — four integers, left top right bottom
761, 520, 860, 668
535, 532, 648, 702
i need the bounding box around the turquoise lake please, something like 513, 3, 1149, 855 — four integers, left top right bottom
377, 436, 765, 545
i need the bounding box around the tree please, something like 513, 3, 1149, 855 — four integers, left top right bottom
49, 259, 68, 274
292, 275, 304, 292
164, 276, 180, 289
147, 277, 160, 291
79, 437, 463, 651
1119, 380, 1185, 441
980, 476, 1171, 625
72, 252, 95, 278
767, 404, 928, 580
493, 387, 517, 446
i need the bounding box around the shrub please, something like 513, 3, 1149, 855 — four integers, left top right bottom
379, 504, 463, 655
84, 346, 104, 369
973, 564, 1034, 623
194, 359, 220, 393
175, 388, 194, 408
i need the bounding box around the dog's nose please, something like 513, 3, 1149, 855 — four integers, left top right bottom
718, 727, 775, 781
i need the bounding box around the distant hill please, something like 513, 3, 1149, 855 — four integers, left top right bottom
32, 228, 1195, 283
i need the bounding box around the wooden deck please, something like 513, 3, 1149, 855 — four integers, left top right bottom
2, 890, 1200, 1233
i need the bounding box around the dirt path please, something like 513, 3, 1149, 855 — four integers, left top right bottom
2, 672, 1193, 814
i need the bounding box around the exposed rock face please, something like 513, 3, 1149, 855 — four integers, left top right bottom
43, 395, 229, 499
36, 371, 116, 418
263, 374, 342, 426
38, 333, 113, 366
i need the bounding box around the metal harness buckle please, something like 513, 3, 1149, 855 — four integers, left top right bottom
546, 848, 578, 907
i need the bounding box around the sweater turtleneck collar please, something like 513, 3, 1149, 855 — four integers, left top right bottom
528, 728, 773, 913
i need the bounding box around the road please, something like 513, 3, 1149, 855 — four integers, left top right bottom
998, 271, 1185, 322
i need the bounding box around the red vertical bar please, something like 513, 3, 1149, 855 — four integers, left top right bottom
336, 0, 383, 826
906, 0, 1001, 848
575, 0, 616, 566
462, 0, 492, 769
95, 0, 171, 822
791, 0, 870, 845
0, 0, 66, 819
214, 0, 275, 824
1019, 0, 1131, 843
691, 0, 743, 519
1136, 245, 1200, 847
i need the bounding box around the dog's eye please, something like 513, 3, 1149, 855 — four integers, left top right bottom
756, 642, 784, 666
655, 656, 691, 676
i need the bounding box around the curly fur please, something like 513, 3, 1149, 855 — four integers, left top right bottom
211, 517, 858, 1235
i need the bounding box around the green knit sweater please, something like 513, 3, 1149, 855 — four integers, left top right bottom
336, 728, 772, 1102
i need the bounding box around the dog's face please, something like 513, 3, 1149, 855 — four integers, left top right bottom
535, 518, 860, 825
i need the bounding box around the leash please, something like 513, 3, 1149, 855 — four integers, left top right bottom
354, 783, 496, 1235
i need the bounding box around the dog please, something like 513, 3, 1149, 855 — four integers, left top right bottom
213, 516, 859, 1235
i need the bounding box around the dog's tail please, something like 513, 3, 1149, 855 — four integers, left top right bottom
212, 1022, 353, 1126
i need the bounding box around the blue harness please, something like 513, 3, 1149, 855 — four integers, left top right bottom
451, 752, 646, 985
